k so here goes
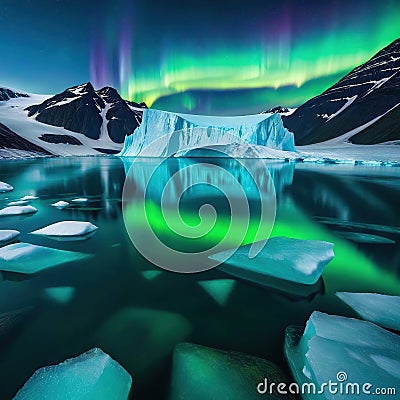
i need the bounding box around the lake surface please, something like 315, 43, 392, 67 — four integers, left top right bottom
0, 156, 399, 399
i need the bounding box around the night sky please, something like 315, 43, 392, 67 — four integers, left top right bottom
0, 0, 399, 114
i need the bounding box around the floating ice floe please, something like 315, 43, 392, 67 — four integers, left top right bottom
7, 200, 29, 206
12, 348, 132, 400
337, 231, 396, 244
51, 201, 70, 209
20, 195, 38, 201
198, 279, 236, 306
337, 292, 400, 331
285, 311, 400, 400
95, 307, 191, 379
141, 270, 162, 280
0, 242, 91, 274
44, 286, 75, 305
71, 198, 88, 203
210, 237, 334, 285
0, 181, 13, 193
0, 205, 37, 217
170, 343, 293, 400
31, 221, 98, 240
0, 230, 20, 244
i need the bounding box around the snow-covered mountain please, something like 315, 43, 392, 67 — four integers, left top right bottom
26, 83, 146, 144
119, 108, 296, 157
0, 84, 146, 157
284, 38, 400, 145
262, 106, 296, 116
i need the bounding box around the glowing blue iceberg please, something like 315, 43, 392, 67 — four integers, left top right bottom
119, 109, 296, 157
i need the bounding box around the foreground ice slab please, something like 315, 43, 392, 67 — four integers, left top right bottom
0, 205, 37, 216
31, 221, 98, 238
337, 292, 400, 331
119, 109, 296, 157
210, 237, 334, 285
13, 348, 132, 400
0, 243, 91, 274
0, 230, 20, 244
285, 311, 400, 399
170, 343, 295, 400
0, 181, 13, 193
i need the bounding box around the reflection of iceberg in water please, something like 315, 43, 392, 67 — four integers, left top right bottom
122, 157, 294, 272
122, 157, 294, 200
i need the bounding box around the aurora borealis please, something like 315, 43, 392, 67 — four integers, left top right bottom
1, 0, 400, 114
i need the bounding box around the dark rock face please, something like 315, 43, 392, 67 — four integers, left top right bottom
0, 122, 50, 154
38, 134, 83, 146
0, 88, 29, 102
263, 106, 291, 114
25, 83, 146, 144
284, 39, 400, 145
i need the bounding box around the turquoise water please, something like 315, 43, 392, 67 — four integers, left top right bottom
0, 156, 399, 399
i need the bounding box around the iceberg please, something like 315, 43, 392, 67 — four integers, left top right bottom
337, 292, 400, 331
0, 181, 13, 193
170, 343, 294, 400
0, 242, 91, 274
119, 109, 296, 157
0, 205, 37, 216
285, 311, 400, 400
0, 230, 20, 244
31, 221, 98, 239
12, 348, 132, 400
210, 237, 334, 285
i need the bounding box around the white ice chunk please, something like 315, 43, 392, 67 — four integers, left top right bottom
0, 181, 13, 193
210, 237, 334, 285
7, 200, 29, 206
285, 311, 400, 400
0, 205, 37, 216
71, 198, 88, 203
198, 279, 236, 306
31, 221, 98, 237
337, 292, 400, 331
0, 230, 20, 243
12, 348, 132, 400
0, 242, 91, 274
20, 195, 38, 201
51, 201, 70, 209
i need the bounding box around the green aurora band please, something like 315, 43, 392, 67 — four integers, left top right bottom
90, 1, 400, 113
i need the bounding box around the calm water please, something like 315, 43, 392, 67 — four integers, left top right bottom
0, 156, 399, 399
